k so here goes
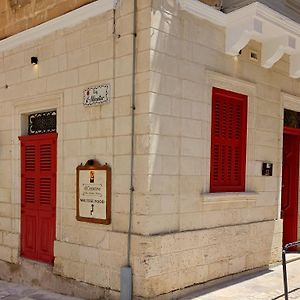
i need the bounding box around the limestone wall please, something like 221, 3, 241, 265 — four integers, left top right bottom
0, 0, 97, 40
146, 0, 291, 234
0, 0, 152, 296
132, 220, 282, 298
0, 0, 295, 298
125, 0, 295, 297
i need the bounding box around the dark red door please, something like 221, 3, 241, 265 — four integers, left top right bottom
19, 133, 57, 264
281, 133, 299, 246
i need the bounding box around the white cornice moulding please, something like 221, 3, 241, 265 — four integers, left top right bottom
179, 0, 300, 78
0, 0, 114, 53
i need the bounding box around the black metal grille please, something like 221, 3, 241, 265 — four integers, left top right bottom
28, 111, 56, 135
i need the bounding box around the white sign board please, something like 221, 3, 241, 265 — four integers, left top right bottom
78, 170, 106, 219
83, 84, 110, 106
76, 160, 111, 224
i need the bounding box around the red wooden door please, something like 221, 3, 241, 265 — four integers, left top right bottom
19, 133, 57, 264
281, 133, 299, 246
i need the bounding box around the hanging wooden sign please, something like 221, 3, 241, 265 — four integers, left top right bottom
76, 160, 111, 224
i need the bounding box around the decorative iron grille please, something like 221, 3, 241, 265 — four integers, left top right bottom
28, 111, 57, 135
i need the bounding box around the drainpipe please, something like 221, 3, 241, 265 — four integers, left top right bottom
276, 102, 284, 221
120, 0, 137, 299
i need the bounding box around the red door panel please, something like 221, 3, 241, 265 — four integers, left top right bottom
38, 210, 55, 262
21, 211, 37, 260
282, 133, 299, 247
19, 133, 57, 264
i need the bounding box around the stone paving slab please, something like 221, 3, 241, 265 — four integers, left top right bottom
182, 254, 300, 300
0, 280, 82, 300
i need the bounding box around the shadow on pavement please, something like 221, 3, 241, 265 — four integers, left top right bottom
183, 268, 273, 299
272, 287, 300, 300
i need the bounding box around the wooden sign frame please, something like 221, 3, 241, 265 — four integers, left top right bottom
76, 159, 111, 224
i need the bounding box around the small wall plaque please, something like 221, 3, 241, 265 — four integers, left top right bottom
262, 162, 273, 176
83, 84, 110, 106
76, 160, 111, 224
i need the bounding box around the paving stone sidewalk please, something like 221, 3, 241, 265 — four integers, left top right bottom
182, 254, 300, 300
0, 280, 82, 300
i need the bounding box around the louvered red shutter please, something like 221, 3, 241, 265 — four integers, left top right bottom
20, 142, 38, 259
19, 133, 57, 264
210, 87, 247, 192
38, 137, 57, 262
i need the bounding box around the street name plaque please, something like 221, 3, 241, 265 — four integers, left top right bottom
83, 84, 110, 106
76, 160, 111, 224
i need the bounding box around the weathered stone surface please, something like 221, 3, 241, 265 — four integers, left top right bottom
0, 0, 96, 40
199, 0, 222, 9
0, 0, 293, 298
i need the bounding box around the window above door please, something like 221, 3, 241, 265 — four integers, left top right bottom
284, 109, 300, 129
28, 110, 57, 135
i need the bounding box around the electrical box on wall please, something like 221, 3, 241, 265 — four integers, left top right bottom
262, 162, 273, 176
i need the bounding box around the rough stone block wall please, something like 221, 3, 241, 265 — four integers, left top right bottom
132, 220, 282, 298
0, 0, 96, 40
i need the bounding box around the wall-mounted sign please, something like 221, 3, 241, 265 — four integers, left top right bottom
262, 162, 273, 176
83, 84, 110, 106
76, 160, 111, 224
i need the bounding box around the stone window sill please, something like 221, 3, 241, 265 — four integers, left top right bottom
201, 192, 258, 204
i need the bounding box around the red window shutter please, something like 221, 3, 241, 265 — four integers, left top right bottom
210, 87, 247, 192
19, 133, 57, 264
